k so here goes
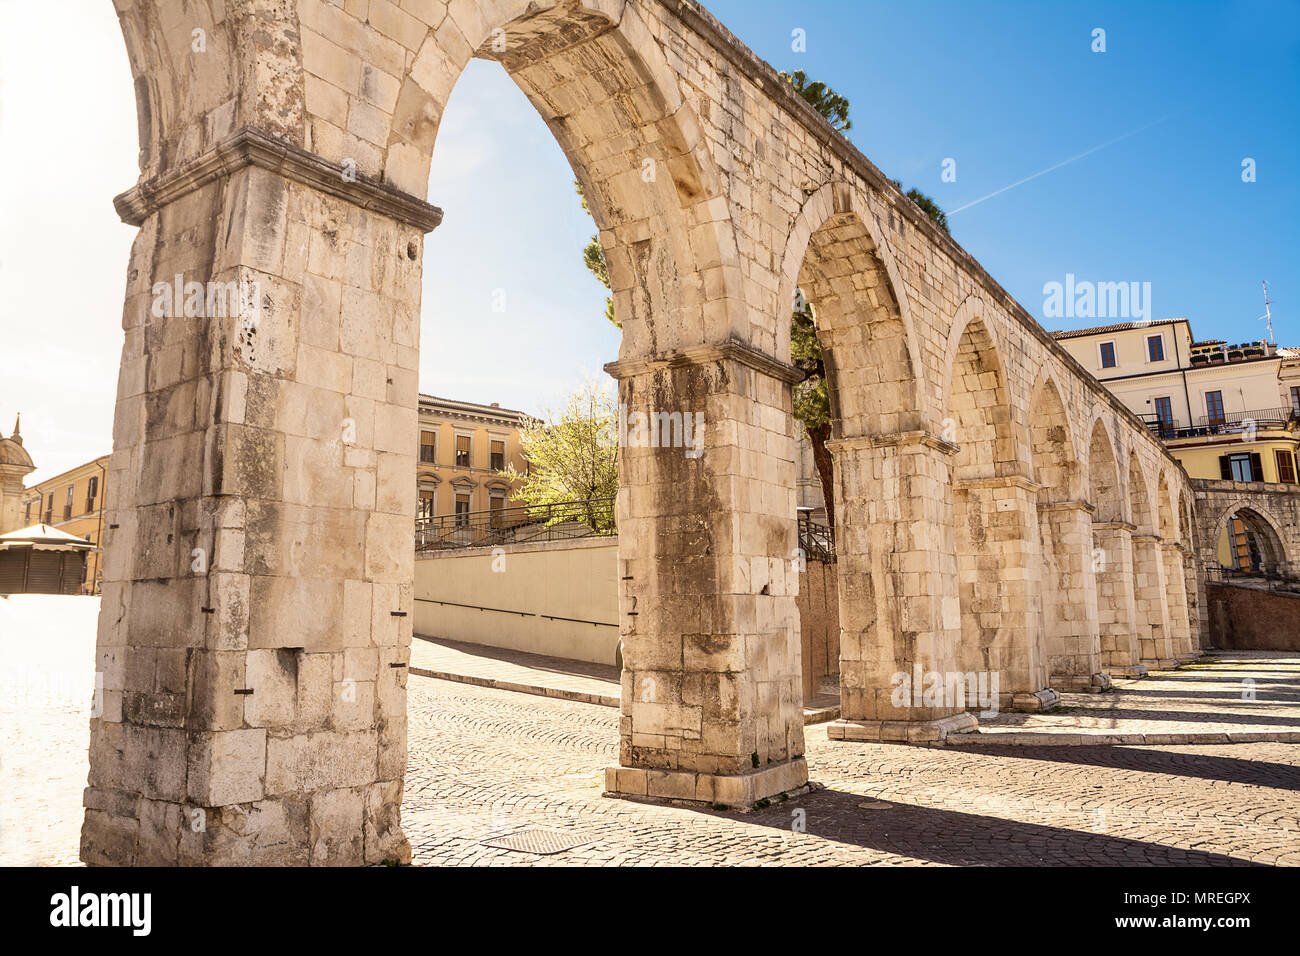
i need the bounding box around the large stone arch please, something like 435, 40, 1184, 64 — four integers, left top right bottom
1127, 450, 1154, 534
1157, 470, 1194, 660
1028, 373, 1081, 501
1086, 417, 1123, 523
87, 0, 810, 866
778, 183, 972, 743
943, 297, 1049, 707
1030, 376, 1104, 691
777, 180, 926, 435
1088, 419, 1139, 676
88, 0, 1209, 865
1127, 450, 1171, 665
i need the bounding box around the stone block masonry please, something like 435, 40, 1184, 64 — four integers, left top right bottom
86, 0, 1207, 862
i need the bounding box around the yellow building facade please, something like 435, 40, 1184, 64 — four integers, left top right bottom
1054, 319, 1299, 484
416, 395, 529, 523
17, 454, 111, 594
1055, 320, 1298, 571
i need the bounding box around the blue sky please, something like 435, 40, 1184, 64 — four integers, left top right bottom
426, 0, 1299, 413
2, 0, 1297, 480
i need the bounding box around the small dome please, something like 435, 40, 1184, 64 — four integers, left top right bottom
0, 437, 35, 470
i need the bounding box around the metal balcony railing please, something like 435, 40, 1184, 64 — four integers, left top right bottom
1143, 407, 1297, 440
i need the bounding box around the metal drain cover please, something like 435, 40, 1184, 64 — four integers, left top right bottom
858, 800, 896, 810
481, 828, 591, 855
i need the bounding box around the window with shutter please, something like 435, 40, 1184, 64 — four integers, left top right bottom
455, 435, 471, 468
419, 431, 436, 463
1250, 452, 1263, 481
1219, 455, 1231, 480
1275, 450, 1297, 484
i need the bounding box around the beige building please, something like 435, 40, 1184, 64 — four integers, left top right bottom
416, 394, 529, 523
17, 454, 111, 594
1054, 319, 1299, 486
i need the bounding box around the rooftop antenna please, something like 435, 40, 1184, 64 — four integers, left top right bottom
1262, 280, 1275, 346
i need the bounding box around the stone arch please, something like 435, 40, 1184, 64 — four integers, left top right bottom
400, 0, 733, 356
776, 181, 926, 437
1157, 471, 1175, 539
1028, 374, 1080, 500
1031, 374, 1102, 690
1127, 451, 1154, 534
1087, 417, 1123, 523
945, 297, 1045, 703
1211, 500, 1290, 573
941, 296, 1018, 481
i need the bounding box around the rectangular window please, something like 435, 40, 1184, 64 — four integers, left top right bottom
44, 493, 53, 524
490, 495, 506, 529
1146, 334, 1165, 362
64, 485, 74, 521
1099, 341, 1117, 369
454, 493, 471, 527
1154, 397, 1174, 438
1224, 452, 1262, 482
419, 430, 436, 463
1277, 450, 1297, 484
85, 475, 98, 514
417, 489, 436, 521
1205, 390, 1225, 426
455, 435, 471, 468
490, 440, 505, 472
1291, 386, 1300, 417
24, 500, 32, 523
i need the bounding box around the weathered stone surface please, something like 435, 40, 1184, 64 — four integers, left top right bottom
86, 0, 1205, 865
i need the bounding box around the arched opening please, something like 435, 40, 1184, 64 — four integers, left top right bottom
789, 202, 921, 720
1030, 379, 1100, 690
1088, 421, 1138, 674
89, 0, 819, 865
1127, 452, 1170, 665
782, 187, 968, 738
1127, 453, 1153, 534
1157, 471, 1192, 659
1215, 506, 1287, 575
946, 315, 1039, 705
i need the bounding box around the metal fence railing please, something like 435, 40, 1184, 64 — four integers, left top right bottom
415, 497, 616, 552
798, 511, 835, 563
416, 497, 839, 561
1205, 563, 1300, 594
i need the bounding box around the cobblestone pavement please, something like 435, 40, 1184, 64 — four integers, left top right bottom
404, 677, 1300, 866
5, 593, 1298, 866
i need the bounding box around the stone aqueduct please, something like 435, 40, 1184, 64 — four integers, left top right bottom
84, 0, 1203, 864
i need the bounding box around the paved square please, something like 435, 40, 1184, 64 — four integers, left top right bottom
403, 673, 1300, 866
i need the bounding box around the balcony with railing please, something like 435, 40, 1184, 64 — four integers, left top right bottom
1142, 406, 1298, 441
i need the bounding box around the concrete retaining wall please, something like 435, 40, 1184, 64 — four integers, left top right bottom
414, 537, 620, 665
415, 537, 845, 677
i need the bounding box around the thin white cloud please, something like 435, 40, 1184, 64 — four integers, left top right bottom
949, 113, 1180, 215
